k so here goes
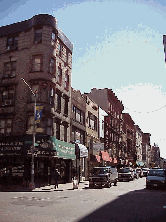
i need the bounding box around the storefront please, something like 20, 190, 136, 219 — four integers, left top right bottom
0, 135, 76, 186
74, 143, 88, 182
50, 137, 76, 183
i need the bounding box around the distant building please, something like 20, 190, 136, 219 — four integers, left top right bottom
85, 88, 124, 165
151, 143, 160, 167
135, 125, 143, 165
122, 113, 136, 166
142, 133, 151, 167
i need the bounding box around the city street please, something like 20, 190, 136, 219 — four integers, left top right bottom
0, 177, 166, 222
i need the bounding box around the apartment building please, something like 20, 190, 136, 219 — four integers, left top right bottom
122, 113, 136, 165
0, 14, 75, 185
85, 88, 124, 165
71, 88, 88, 181
142, 133, 151, 167
83, 94, 99, 175
135, 125, 143, 164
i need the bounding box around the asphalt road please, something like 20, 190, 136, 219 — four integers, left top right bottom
0, 177, 166, 222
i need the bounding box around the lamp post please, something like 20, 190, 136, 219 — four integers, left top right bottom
21, 78, 36, 190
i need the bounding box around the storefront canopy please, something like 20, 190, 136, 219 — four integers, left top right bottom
76, 143, 88, 158
50, 137, 76, 160
101, 151, 111, 162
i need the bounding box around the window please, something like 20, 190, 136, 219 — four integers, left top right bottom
64, 125, 67, 142
4, 61, 16, 78
56, 122, 60, 140
56, 92, 61, 112
64, 96, 68, 116
0, 119, 12, 135
50, 58, 55, 75
65, 71, 69, 90
49, 87, 54, 105
59, 42, 62, 57
94, 116, 97, 131
57, 66, 62, 84
6, 36, 18, 50
80, 111, 85, 124
46, 118, 52, 136
52, 32, 56, 42
2, 89, 15, 106
76, 108, 81, 122
66, 50, 69, 63
34, 29, 42, 43
31, 55, 42, 72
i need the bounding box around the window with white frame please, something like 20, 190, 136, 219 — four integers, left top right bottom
2, 89, 15, 106
6, 36, 18, 50
57, 66, 62, 84
31, 55, 42, 72
0, 119, 12, 135
4, 61, 16, 78
50, 58, 55, 75
65, 71, 69, 90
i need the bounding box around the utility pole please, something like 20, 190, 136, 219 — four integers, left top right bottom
21, 78, 36, 190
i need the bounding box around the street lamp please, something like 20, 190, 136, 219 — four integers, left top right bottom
21, 78, 36, 190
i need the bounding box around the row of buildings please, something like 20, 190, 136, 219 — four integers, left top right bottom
0, 14, 163, 186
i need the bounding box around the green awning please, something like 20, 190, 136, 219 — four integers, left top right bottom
50, 137, 76, 160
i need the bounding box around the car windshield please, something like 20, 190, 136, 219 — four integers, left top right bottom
142, 168, 148, 171
148, 170, 166, 177
119, 168, 130, 173
92, 168, 109, 175
136, 169, 141, 172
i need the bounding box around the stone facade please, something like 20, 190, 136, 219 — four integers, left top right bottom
0, 14, 73, 142
0, 14, 75, 184
135, 125, 143, 162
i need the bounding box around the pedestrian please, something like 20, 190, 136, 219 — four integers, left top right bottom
54, 169, 60, 189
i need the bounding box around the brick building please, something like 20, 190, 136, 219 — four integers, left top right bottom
122, 113, 136, 166
83, 94, 99, 176
71, 88, 88, 181
0, 14, 75, 185
134, 125, 143, 165
85, 88, 124, 165
142, 133, 151, 167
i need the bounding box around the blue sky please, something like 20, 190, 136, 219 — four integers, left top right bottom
1, 0, 166, 158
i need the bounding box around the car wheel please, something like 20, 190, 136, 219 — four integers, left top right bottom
89, 184, 94, 189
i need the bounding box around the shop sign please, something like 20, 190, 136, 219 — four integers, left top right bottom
50, 137, 76, 160
0, 136, 24, 154
27, 149, 57, 156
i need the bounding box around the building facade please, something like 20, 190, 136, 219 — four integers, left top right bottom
134, 125, 143, 165
142, 133, 151, 167
83, 94, 99, 176
0, 14, 75, 185
85, 88, 124, 166
71, 88, 88, 181
122, 113, 136, 166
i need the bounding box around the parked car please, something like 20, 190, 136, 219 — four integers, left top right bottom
146, 169, 166, 189
136, 168, 143, 178
89, 166, 118, 188
133, 169, 139, 179
142, 168, 149, 177
118, 167, 134, 182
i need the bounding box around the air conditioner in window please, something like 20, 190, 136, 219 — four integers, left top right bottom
6, 46, 11, 51
5, 100, 12, 106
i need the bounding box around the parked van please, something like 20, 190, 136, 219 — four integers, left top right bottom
89, 166, 118, 188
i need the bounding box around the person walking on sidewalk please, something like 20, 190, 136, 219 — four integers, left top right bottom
54, 169, 60, 189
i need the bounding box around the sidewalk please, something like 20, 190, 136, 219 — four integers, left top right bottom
0, 181, 89, 192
